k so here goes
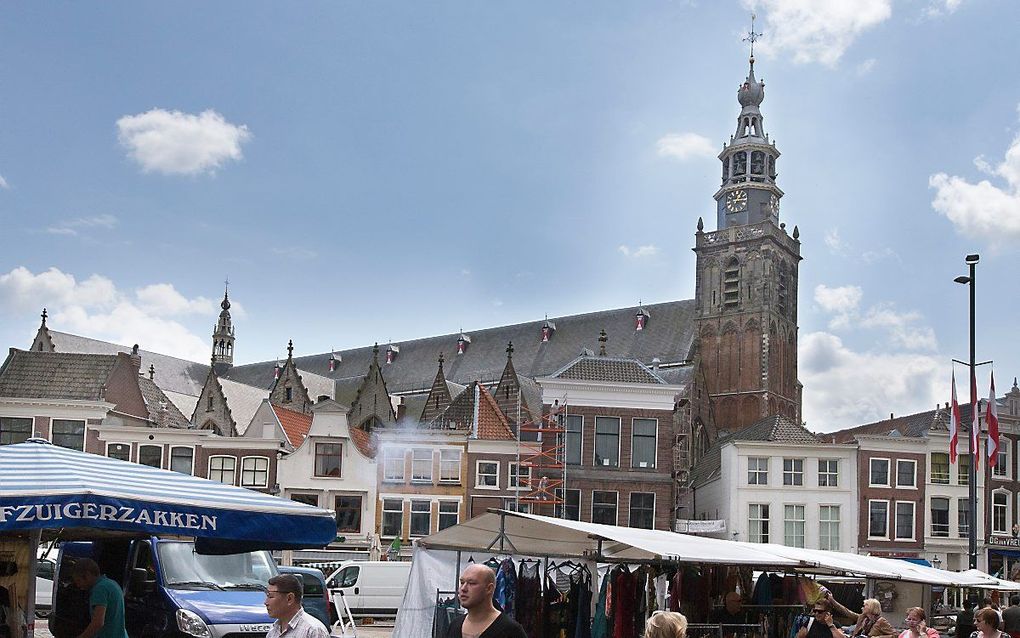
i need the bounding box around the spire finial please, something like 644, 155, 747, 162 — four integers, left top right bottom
41, 308, 48, 326
220, 278, 231, 311
598, 329, 608, 356
148, 364, 155, 380
438, 352, 445, 368
287, 339, 293, 359
743, 12, 762, 65
373, 342, 379, 360
697, 216, 704, 232
506, 341, 514, 358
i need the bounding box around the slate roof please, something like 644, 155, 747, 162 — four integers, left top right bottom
0, 350, 118, 400
690, 415, 819, 488
48, 331, 209, 403
137, 377, 191, 428
219, 378, 270, 435
225, 300, 696, 394
548, 355, 667, 384
829, 407, 949, 444
272, 404, 313, 448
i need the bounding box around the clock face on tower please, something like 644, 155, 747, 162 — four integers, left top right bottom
769, 194, 780, 214
725, 189, 748, 212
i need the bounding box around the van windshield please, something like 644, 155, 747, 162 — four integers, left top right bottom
157, 541, 278, 590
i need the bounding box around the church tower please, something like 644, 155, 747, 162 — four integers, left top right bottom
212, 284, 234, 375
693, 45, 802, 432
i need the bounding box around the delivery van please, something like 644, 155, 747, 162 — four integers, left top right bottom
325, 561, 411, 617
50, 537, 278, 638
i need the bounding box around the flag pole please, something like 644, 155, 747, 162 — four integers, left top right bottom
955, 253, 980, 570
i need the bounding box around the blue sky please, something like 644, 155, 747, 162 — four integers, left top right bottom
2, 1, 1019, 431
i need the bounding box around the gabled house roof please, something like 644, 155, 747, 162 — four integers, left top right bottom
829, 407, 949, 444
547, 354, 667, 384
476, 386, 515, 441
138, 377, 191, 429
690, 415, 820, 488
0, 349, 119, 400
349, 426, 378, 459
272, 404, 313, 448
219, 379, 270, 435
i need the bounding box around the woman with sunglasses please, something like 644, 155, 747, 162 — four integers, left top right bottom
797, 601, 848, 638
824, 595, 896, 638
974, 607, 1009, 638
899, 607, 939, 638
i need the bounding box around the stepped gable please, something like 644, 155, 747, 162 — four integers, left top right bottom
829, 407, 949, 444
224, 300, 696, 394
272, 404, 313, 448
48, 331, 209, 399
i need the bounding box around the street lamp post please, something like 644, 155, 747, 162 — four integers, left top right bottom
955, 253, 980, 570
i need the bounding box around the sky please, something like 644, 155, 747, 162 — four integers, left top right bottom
2, 1, 1020, 432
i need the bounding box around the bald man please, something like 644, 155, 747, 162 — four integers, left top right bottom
447, 564, 526, 638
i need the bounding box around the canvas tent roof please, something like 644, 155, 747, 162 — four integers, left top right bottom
960, 569, 1020, 590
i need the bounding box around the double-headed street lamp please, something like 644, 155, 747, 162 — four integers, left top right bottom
954, 253, 980, 570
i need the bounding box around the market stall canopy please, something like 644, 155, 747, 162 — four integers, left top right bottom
960, 569, 1020, 591
419, 510, 803, 566
0, 439, 336, 552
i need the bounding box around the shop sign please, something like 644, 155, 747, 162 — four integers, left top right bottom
675, 519, 726, 533
987, 536, 1020, 547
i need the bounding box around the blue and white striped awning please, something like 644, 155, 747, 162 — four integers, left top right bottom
0, 439, 337, 552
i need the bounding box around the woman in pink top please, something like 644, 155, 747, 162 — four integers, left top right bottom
898, 607, 939, 638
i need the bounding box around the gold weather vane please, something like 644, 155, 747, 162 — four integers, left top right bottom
743, 13, 762, 60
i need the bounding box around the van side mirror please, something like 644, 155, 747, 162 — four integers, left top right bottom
327, 578, 337, 588
130, 568, 154, 594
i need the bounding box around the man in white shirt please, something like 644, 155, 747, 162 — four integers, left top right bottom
264, 574, 330, 638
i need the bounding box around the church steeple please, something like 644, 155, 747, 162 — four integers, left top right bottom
714, 16, 783, 230
212, 281, 235, 373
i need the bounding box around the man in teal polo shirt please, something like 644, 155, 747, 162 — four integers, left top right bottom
71, 558, 128, 638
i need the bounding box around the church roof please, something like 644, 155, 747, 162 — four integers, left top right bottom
225, 299, 697, 395
219, 378, 269, 435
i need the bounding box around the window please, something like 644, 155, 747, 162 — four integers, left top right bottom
139, 444, 162, 468
748, 457, 768, 485
895, 501, 915, 539
439, 450, 461, 483
868, 500, 889, 538
382, 499, 403, 537
896, 460, 916, 488
285, 386, 293, 402
51, 419, 85, 451
958, 499, 970, 537
503, 499, 530, 514
169, 446, 193, 474
0, 417, 32, 445
931, 498, 950, 538
315, 442, 343, 477
290, 493, 318, 507
993, 492, 1009, 535
784, 505, 805, 548
411, 449, 433, 482
476, 461, 499, 488
819, 505, 840, 551
383, 448, 405, 481
438, 501, 459, 531
629, 492, 655, 530
783, 458, 804, 486
410, 500, 431, 536
748, 504, 769, 543
207, 395, 213, 412
565, 415, 582, 466
106, 443, 130, 461
959, 454, 971, 486
869, 458, 890, 486
750, 150, 765, 175
240, 456, 269, 487
631, 419, 657, 468
594, 417, 620, 467
509, 462, 531, 490
592, 491, 618, 525
993, 449, 1009, 478
930, 453, 950, 484
555, 489, 581, 521
733, 151, 747, 175
208, 456, 236, 485
335, 495, 362, 533
818, 459, 838, 487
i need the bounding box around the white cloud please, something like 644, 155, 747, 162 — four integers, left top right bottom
656, 133, 716, 160
800, 331, 944, 430
116, 108, 252, 176
930, 124, 1020, 249
0, 174, 8, 189
814, 284, 862, 316
618, 244, 659, 258
45, 214, 118, 236
823, 227, 848, 255
744, 0, 893, 66
813, 283, 936, 350
856, 58, 877, 76
923, 0, 964, 18
0, 266, 219, 362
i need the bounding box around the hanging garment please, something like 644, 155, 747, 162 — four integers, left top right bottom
611, 566, 636, 638
654, 572, 668, 612
495, 558, 517, 618
516, 561, 542, 638
669, 568, 683, 611
546, 572, 569, 638
591, 569, 611, 638
572, 570, 593, 638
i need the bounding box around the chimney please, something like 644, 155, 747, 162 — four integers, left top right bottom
130, 344, 141, 370
396, 397, 407, 421
651, 357, 661, 371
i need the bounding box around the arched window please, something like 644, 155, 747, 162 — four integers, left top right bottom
733, 152, 747, 176
750, 151, 765, 175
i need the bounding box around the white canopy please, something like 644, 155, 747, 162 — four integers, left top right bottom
960, 569, 1020, 591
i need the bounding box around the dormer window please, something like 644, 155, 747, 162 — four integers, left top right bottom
328, 351, 341, 373
541, 320, 556, 343
635, 308, 650, 331
457, 334, 471, 355
285, 386, 293, 402
386, 344, 400, 364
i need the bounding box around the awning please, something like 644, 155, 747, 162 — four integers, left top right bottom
961, 569, 1020, 591
0, 439, 337, 552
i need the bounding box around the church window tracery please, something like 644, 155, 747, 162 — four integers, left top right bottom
733, 152, 747, 176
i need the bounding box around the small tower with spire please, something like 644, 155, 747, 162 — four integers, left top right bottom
212, 280, 235, 374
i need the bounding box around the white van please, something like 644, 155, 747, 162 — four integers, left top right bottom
325, 561, 411, 617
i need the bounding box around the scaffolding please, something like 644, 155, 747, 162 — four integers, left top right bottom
514, 399, 568, 514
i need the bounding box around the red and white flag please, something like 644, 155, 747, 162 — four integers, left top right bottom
988, 372, 1000, 467
949, 371, 960, 464
971, 369, 980, 470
